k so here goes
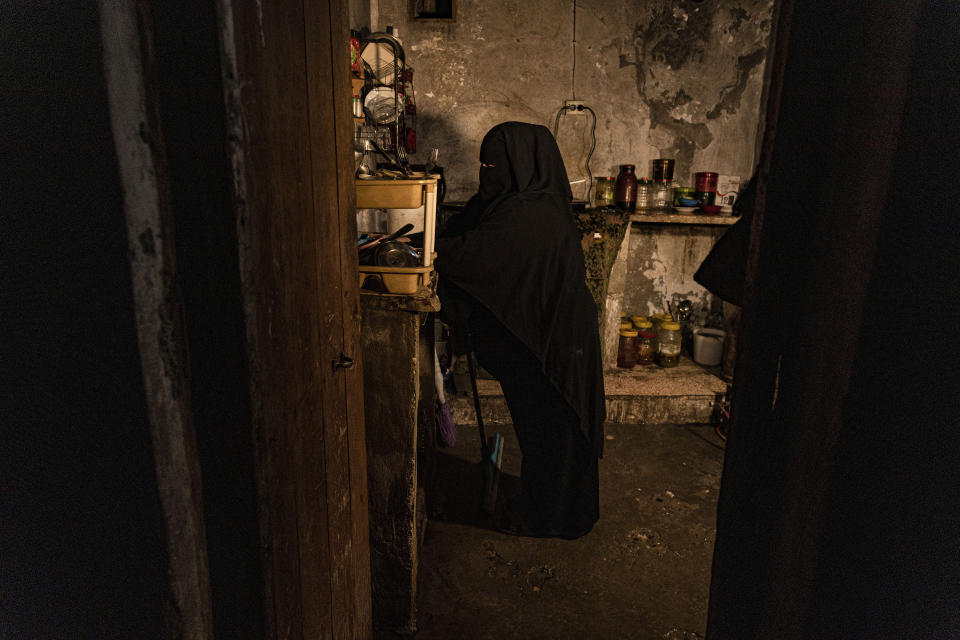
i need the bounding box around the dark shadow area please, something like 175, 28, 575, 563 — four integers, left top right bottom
427, 449, 521, 530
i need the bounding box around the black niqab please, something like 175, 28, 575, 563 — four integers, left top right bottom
436, 122, 605, 452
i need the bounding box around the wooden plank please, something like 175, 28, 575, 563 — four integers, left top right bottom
301, 0, 351, 637
220, 0, 327, 637
219, 0, 372, 637
325, 0, 374, 635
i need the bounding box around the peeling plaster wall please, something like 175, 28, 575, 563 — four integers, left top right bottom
624, 223, 726, 316
366, 0, 773, 202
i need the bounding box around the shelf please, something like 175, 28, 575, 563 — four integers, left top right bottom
630, 212, 738, 226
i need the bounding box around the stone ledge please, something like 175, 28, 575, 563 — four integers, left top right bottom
446, 356, 729, 426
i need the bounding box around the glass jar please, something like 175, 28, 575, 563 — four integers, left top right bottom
617, 329, 639, 369
615, 165, 638, 211
635, 179, 652, 211
595, 177, 616, 208
652, 181, 674, 210
651, 158, 675, 182
636, 321, 655, 365
657, 321, 682, 367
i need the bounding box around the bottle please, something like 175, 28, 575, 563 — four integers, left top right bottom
636, 320, 655, 365
615, 165, 638, 211
353, 95, 362, 118
657, 321, 682, 368
617, 329, 639, 369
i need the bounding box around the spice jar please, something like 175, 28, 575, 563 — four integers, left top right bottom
636, 321, 655, 365
615, 165, 638, 211
617, 329, 639, 369
657, 321, 682, 368
595, 177, 616, 208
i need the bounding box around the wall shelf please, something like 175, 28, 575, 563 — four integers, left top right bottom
630, 212, 738, 226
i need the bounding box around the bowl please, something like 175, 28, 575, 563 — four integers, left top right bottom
678, 197, 700, 207
701, 204, 721, 214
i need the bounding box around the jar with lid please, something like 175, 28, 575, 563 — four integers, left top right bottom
619, 321, 633, 332
617, 329, 639, 369
630, 315, 648, 327
636, 321, 655, 365
615, 165, 638, 211
657, 321, 682, 367
595, 177, 616, 208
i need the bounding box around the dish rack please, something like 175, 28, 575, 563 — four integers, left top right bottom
356, 175, 438, 295
357, 32, 407, 156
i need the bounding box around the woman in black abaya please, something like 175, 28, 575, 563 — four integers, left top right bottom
436, 122, 605, 539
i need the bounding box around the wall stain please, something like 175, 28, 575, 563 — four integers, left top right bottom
707, 48, 767, 120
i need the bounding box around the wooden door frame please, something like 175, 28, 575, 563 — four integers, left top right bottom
101, 0, 372, 636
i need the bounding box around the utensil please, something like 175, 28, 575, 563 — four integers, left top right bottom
369, 140, 412, 176
358, 222, 415, 255
425, 148, 439, 174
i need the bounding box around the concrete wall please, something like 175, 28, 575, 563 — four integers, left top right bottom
361, 0, 773, 202
625, 222, 727, 317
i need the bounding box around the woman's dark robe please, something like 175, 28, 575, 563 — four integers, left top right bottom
435, 122, 605, 537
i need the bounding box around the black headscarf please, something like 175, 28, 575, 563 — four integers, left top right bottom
436, 122, 605, 452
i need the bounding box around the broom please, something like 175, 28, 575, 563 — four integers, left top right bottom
466, 348, 503, 515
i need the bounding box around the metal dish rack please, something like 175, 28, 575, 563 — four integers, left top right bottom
358, 32, 406, 156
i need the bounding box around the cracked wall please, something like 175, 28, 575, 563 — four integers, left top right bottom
360, 0, 771, 346
367, 0, 772, 201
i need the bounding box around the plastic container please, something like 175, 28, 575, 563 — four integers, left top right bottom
617, 329, 639, 369
694, 172, 719, 192
615, 165, 638, 211
673, 186, 695, 206
636, 321, 655, 365
651, 181, 674, 210
595, 177, 616, 207
657, 321, 682, 368
635, 179, 652, 211
693, 328, 726, 366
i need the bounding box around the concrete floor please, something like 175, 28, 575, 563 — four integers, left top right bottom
399, 422, 726, 639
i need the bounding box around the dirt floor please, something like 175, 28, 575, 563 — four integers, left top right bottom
399, 422, 726, 640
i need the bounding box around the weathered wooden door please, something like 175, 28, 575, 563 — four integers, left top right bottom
219, 0, 371, 637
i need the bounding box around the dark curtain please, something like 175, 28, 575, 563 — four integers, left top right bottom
708, 1, 960, 638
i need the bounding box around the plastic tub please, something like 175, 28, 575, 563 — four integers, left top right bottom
693, 328, 726, 366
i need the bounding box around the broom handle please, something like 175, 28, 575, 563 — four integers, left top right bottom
466, 349, 488, 458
